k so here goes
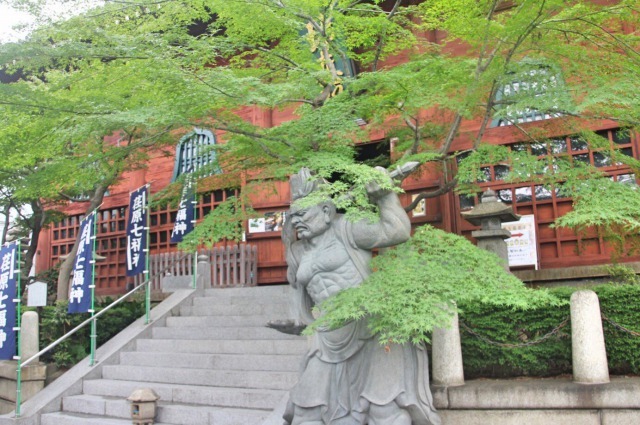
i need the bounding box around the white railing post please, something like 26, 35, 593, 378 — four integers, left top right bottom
432, 310, 465, 387
571, 290, 609, 384
20, 311, 39, 363
196, 254, 211, 289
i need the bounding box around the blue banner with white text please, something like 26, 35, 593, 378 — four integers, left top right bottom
126, 186, 148, 277
68, 213, 96, 314
170, 178, 195, 243
0, 243, 18, 359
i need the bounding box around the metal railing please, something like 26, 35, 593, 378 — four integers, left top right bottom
15, 252, 192, 417
13, 244, 259, 417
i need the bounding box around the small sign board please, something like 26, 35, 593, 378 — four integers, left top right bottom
27, 281, 48, 307
411, 194, 426, 217
502, 214, 538, 269
248, 211, 285, 233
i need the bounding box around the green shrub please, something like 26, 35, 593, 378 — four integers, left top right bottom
458, 284, 640, 378
37, 297, 145, 368
602, 264, 640, 285
39, 302, 89, 368
597, 284, 640, 374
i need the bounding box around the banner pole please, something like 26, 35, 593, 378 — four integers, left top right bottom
192, 178, 198, 290
89, 212, 98, 366
14, 241, 22, 418
145, 185, 151, 324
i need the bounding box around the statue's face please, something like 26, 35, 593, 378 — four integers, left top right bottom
290, 204, 331, 240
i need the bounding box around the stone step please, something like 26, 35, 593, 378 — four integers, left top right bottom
159, 402, 269, 425
180, 302, 290, 317
135, 338, 308, 355
203, 285, 290, 298
191, 296, 289, 307
101, 365, 298, 390
41, 411, 172, 425
192, 293, 289, 306
439, 409, 619, 425
83, 379, 287, 410
151, 325, 300, 340
61, 394, 270, 425
203, 285, 291, 298
119, 351, 302, 372
165, 314, 286, 327
44, 407, 636, 425
62, 394, 130, 419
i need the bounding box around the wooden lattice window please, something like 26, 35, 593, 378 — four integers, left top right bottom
456, 128, 638, 269
171, 128, 221, 182
491, 61, 564, 127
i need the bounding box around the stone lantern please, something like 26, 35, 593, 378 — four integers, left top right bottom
127, 388, 160, 425
461, 189, 520, 269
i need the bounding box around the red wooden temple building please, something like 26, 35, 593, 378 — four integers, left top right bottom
34, 8, 640, 297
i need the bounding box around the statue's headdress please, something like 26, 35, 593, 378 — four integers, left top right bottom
289, 168, 326, 201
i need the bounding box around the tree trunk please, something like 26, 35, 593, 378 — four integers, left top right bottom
56, 184, 109, 302
0, 204, 10, 245
22, 200, 46, 283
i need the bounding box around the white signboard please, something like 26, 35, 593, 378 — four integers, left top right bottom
248, 211, 285, 234
502, 214, 538, 269
27, 281, 48, 307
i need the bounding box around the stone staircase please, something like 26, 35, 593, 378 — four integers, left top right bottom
40, 286, 306, 425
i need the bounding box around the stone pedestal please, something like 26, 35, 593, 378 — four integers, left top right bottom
571, 290, 609, 384
432, 311, 465, 387
0, 310, 45, 414
0, 361, 47, 414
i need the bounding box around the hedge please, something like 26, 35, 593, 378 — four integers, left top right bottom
458, 284, 640, 378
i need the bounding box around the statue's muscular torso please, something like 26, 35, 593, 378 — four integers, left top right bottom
294, 230, 362, 305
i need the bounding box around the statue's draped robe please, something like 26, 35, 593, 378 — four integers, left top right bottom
283, 218, 441, 425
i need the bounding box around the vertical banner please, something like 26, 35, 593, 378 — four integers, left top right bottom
0, 242, 18, 360
68, 213, 96, 314
126, 186, 149, 277
171, 178, 195, 243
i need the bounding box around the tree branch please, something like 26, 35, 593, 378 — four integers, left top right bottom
213, 122, 294, 161
177, 67, 241, 99
0, 101, 115, 116
473, 82, 498, 149
439, 113, 463, 156
404, 178, 458, 212
402, 115, 421, 157
371, 0, 403, 72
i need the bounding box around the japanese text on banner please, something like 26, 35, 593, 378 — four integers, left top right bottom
170, 179, 195, 243
68, 213, 95, 314
126, 186, 148, 276
0, 243, 18, 359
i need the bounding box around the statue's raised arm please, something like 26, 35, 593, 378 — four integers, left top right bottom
351, 167, 411, 250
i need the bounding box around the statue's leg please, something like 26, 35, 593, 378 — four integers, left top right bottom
290, 405, 324, 425
368, 402, 411, 425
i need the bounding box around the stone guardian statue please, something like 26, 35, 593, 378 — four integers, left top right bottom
282, 167, 441, 425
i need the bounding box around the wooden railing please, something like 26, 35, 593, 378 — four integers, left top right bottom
135, 244, 258, 290
209, 244, 258, 287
